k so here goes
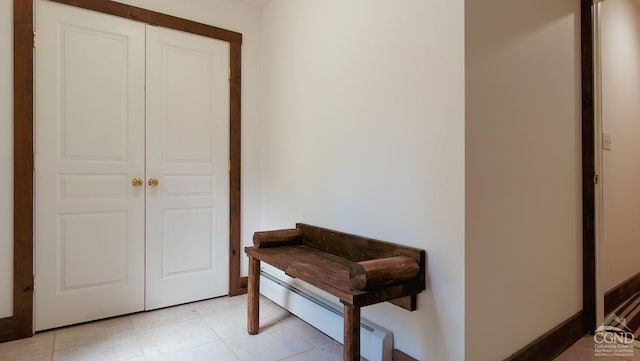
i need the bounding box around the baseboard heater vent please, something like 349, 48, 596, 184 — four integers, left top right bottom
260, 269, 393, 361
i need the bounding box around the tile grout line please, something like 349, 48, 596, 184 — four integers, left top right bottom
50, 331, 57, 361
199, 306, 243, 361
3, 296, 339, 361
218, 337, 244, 361
128, 315, 150, 361
211, 303, 250, 361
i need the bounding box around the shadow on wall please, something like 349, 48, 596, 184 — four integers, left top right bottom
468, 0, 580, 57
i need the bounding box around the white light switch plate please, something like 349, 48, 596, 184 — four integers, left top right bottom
603, 132, 612, 151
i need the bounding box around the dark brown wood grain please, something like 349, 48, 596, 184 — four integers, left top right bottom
247, 257, 260, 335
298, 223, 427, 292
350, 256, 420, 291
581, 0, 596, 333
13, 0, 35, 341
245, 245, 426, 309
246, 245, 357, 301
604, 271, 640, 316
46, 0, 242, 43
10, 0, 244, 342
297, 223, 423, 263
228, 41, 244, 297
352, 282, 425, 309
389, 295, 417, 311
0, 317, 16, 343
253, 228, 303, 248
245, 224, 426, 309
504, 311, 585, 361
343, 303, 360, 361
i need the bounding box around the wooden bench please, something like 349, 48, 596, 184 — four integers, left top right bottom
245, 223, 426, 361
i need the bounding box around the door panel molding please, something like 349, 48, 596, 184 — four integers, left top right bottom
11, 0, 243, 340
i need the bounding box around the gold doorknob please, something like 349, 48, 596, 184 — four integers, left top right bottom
131, 177, 143, 187
148, 177, 159, 188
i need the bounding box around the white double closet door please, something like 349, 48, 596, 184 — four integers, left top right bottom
34, 0, 230, 331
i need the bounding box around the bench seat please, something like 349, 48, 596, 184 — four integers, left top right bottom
245, 245, 425, 308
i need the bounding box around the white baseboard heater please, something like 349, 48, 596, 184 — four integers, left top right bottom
260, 268, 393, 361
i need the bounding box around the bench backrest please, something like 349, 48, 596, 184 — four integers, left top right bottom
296, 223, 425, 266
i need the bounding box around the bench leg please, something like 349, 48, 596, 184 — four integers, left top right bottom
343, 303, 361, 361
247, 256, 260, 335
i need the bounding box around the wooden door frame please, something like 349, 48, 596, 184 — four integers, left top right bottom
581, 0, 596, 333
3, 0, 245, 342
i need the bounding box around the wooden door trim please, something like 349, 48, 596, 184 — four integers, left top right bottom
228, 41, 244, 296
11, 0, 244, 340
13, 0, 35, 340
581, 0, 596, 333
40, 0, 242, 43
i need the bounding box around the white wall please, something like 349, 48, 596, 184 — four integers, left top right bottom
0, 0, 14, 319
600, 0, 640, 293
259, 1, 465, 360
0, 0, 263, 318
465, 0, 582, 360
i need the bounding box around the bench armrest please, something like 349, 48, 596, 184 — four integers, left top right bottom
349, 256, 420, 291
253, 228, 303, 248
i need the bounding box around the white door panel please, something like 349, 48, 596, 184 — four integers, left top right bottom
145, 26, 230, 310
35, 0, 146, 330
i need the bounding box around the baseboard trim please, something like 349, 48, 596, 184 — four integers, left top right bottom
229, 276, 249, 296
504, 311, 586, 361
605, 271, 640, 316
0, 316, 16, 343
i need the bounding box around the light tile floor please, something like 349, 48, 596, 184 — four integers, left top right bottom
555, 335, 640, 361
0, 294, 344, 361
16, 302, 640, 361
